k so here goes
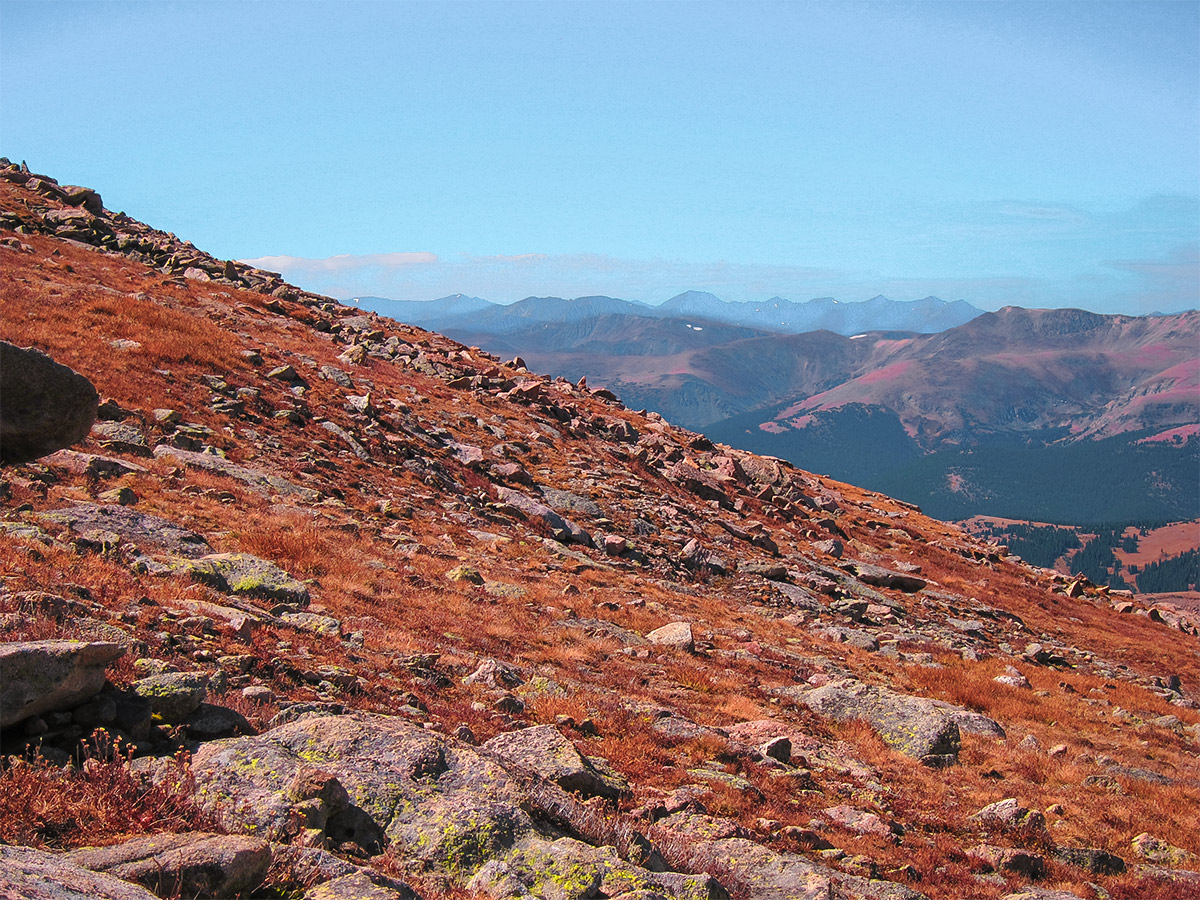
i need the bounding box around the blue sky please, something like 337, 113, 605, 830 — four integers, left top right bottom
3, 1, 1197, 312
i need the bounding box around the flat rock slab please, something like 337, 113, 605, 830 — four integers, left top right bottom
1052, 847, 1125, 875
178, 552, 310, 605
495, 486, 592, 546
280, 610, 342, 636
0, 845, 159, 900
780, 678, 961, 765
38, 503, 213, 558
483, 724, 620, 800
153, 445, 320, 501
0, 640, 123, 727
469, 836, 720, 900
0, 341, 99, 465
91, 421, 150, 455
840, 561, 927, 593
304, 871, 421, 900
45, 450, 148, 479
67, 832, 271, 899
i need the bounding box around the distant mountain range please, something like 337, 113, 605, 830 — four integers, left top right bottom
357, 292, 1198, 525
353, 290, 985, 337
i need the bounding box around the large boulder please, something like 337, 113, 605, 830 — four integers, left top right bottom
0, 341, 99, 465
189, 713, 533, 867
66, 833, 271, 899
131, 671, 209, 723
645, 621, 694, 652
0, 845, 159, 900
0, 640, 123, 728
780, 679, 962, 765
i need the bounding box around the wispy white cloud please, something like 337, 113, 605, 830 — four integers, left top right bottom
1102, 243, 1200, 314
997, 202, 1090, 223
242, 252, 438, 274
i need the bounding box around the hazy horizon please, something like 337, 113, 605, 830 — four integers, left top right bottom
327, 288, 1196, 317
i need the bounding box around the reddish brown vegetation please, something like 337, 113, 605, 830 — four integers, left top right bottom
0, 731, 207, 849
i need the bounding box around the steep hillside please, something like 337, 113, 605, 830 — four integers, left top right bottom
2, 161, 1199, 900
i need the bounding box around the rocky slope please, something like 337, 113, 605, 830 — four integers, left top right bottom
1, 160, 1198, 900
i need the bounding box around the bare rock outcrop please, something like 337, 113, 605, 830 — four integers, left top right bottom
0, 341, 99, 465
184, 713, 747, 894
189, 712, 533, 866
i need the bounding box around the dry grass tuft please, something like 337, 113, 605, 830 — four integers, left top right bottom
0, 730, 210, 849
